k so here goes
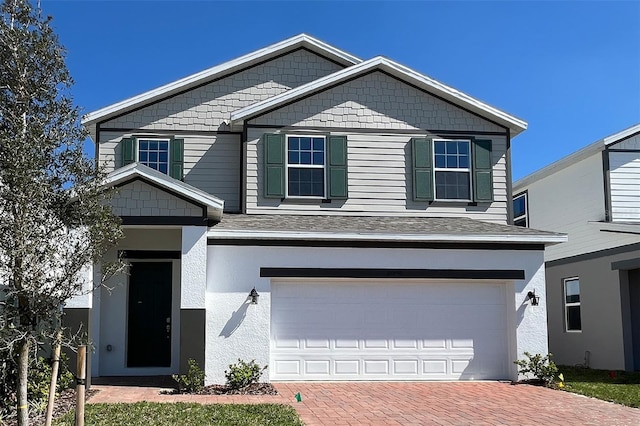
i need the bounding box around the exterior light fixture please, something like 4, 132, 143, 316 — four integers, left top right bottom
527, 290, 540, 306
249, 288, 259, 305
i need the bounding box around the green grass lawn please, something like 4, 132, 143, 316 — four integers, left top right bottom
53, 402, 304, 426
558, 365, 640, 408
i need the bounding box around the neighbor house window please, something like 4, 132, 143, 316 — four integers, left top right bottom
434, 139, 471, 200
286, 136, 326, 197
564, 278, 581, 331
137, 139, 170, 174
513, 192, 528, 227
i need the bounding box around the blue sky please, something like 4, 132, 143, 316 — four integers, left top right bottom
41, 0, 640, 181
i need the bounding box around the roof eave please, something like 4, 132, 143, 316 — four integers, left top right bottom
207, 229, 566, 245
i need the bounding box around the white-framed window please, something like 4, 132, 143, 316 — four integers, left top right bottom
286, 135, 326, 198
564, 277, 582, 332
513, 192, 528, 227
137, 138, 170, 174
433, 139, 471, 201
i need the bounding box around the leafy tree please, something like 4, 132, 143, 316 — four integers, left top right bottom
0, 0, 122, 423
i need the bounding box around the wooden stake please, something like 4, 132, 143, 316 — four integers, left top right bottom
44, 331, 62, 426
75, 345, 86, 426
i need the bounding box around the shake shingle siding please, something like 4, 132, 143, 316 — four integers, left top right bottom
101, 49, 344, 131
112, 180, 203, 217
249, 71, 504, 132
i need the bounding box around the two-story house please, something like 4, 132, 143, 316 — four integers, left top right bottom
513, 124, 640, 371
71, 34, 564, 384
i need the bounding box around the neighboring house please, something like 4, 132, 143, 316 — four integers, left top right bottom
513, 124, 640, 371
70, 34, 564, 384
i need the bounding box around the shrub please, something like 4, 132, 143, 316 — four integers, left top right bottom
224, 359, 267, 390
514, 352, 558, 385
173, 359, 205, 393
0, 351, 75, 419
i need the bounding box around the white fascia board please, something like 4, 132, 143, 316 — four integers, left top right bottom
603, 123, 640, 146
105, 163, 224, 219
82, 34, 361, 127
230, 56, 528, 135
207, 229, 567, 245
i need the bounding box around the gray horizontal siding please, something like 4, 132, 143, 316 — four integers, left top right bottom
519, 153, 640, 261
99, 131, 241, 212
249, 71, 504, 133
245, 129, 508, 222
101, 49, 344, 132
610, 151, 640, 222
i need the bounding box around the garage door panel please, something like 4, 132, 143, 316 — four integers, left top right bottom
335, 360, 359, 375
271, 281, 509, 381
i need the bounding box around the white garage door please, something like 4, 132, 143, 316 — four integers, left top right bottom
270, 281, 510, 381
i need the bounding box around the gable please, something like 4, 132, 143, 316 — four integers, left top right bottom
248, 71, 504, 133
101, 49, 344, 132
608, 130, 640, 150
112, 179, 204, 219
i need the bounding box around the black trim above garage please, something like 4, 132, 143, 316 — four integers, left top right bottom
260, 268, 525, 280
208, 239, 545, 251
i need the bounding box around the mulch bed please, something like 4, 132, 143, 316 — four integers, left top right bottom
3, 389, 97, 426
164, 383, 278, 396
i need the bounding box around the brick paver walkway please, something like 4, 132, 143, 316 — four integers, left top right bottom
88, 381, 640, 425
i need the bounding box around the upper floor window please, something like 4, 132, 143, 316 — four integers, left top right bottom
513, 192, 528, 227
264, 133, 347, 200
120, 136, 184, 180
138, 139, 170, 174
287, 136, 325, 198
434, 140, 471, 201
411, 138, 493, 203
564, 277, 581, 332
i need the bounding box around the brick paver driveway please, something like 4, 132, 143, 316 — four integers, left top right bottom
90, 380, 640, 425
275, 382, 640, 425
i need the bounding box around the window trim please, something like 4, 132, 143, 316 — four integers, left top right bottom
513, 191, 528, 227
136, 137, 171, 175
433, 138, 473, 202
285, 135, 327, 199
564, 277, 582, 332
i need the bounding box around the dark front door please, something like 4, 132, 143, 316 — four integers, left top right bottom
127, 262, 172, 368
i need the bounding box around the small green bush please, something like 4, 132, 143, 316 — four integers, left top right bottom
28, 354, 75, 410
173, 359, 205, 393
224, 359, 267, 390
514, 352, 558, 385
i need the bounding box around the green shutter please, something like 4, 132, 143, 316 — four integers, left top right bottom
473, 139, 493, 202
411, 138, 433, 201
121, 137, 136, 167
170, 138, 184, 180
264, 133, 285, 198
327, 135, 348, 199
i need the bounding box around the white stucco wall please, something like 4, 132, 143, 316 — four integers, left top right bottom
181, 226, 208, 309
205, 244, 547, 384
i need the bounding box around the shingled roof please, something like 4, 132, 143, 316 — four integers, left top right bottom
209, 214, 566, 245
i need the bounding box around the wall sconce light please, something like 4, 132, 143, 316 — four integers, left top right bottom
527, 290, 540, 306
249, 287, 259, 305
